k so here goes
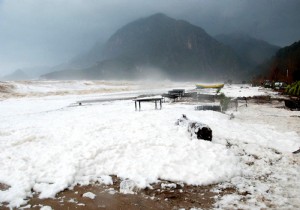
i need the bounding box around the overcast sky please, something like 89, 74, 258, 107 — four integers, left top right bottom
0, 0, 300, 75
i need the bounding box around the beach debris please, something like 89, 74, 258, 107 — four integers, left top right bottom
82, 192, 96, 199
285, 99, 300, 110
120, 179, 139, 194
195, 105, 221, 112
161, 183, 177, 189
189, 122, 212, 141
196, 94, 215, 102
176, 115, 212, 141
20, 204, 31, 209
0, 183, 10, 191
292, 147, 300, 154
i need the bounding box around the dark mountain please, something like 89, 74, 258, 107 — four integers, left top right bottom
43, 13, 245, 81
2, 69, 29, 81
267, 40, 300, 82
215, 33, 280, 69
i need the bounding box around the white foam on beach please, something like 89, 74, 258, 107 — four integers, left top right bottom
40, 206, 52, 210
0, 81, 299, 209
82, 192, 96, 199
0, 98, 240, 207
220, 84, 268, 98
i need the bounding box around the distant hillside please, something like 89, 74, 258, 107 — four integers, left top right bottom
267, 40, 300, 82
215, 33, 280, 69
70, 41, 105, 68
43, 13, 244, 81
2, 69, 29, 81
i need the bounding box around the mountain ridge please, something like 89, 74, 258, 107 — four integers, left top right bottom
215, 33, 280, 68
43, 14, 261, 81
268, 40, 300, 82
2, 69, 29, 81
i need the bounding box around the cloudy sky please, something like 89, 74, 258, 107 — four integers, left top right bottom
0, 0, 299, 76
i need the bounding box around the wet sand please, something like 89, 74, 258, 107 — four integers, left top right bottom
0, 177, 235, 210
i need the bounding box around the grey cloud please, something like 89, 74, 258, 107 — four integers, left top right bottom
0, 0, 299, 75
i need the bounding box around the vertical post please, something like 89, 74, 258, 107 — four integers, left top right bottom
160, 99, 162, 109
155, 100, 157, 109
135, 101, 137, 111
139, 101, 141, 111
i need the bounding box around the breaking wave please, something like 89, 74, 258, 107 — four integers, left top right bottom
0, 82, 15, 93
0, 80, 137, 99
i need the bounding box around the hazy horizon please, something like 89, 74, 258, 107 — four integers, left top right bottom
1, 0, 300, 76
